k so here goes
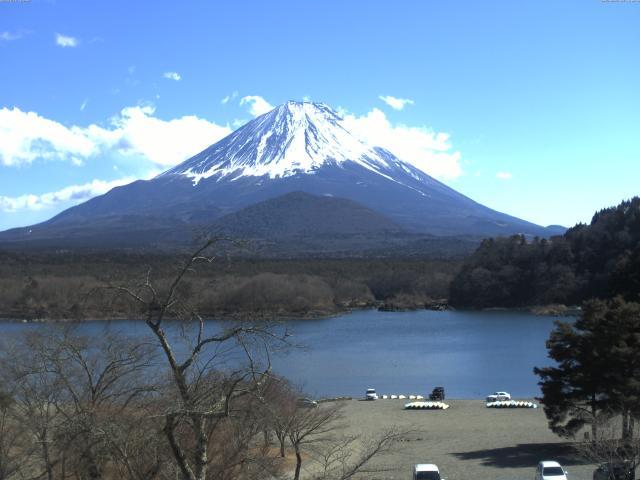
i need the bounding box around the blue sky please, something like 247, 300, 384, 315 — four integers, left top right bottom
1, 0, 639, 231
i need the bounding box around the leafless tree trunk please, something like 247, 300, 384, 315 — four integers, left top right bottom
108, 239, 287, 480
285, 399, 409, 480
256, 375, 298, 458
309, 428, 408, 480
287, 402, 345, 480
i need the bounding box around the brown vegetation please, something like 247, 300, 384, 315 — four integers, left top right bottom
0, 250, 460, 321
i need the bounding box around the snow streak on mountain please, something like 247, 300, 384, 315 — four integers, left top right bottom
161, 101, 434, 193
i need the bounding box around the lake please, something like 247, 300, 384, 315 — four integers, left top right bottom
0, 309, 563, 399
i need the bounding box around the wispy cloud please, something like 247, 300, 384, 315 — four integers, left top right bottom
163, 71, 181, 81
0, 105, 231, 168
240, 95, 274, 116
379, 95, 414, 111
80, 99, 88, 111
55, 33, 78, 48
221, 91, 238, 104
0, 31, 23, 42
341, 107, 462, 179
496, 171, 513, 180
0, 178, 137, 213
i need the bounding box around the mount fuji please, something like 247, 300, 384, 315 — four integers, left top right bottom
0, 101, 564, 252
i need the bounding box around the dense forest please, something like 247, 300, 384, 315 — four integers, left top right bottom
450, 197, 640, 308
0, 251, 460, 320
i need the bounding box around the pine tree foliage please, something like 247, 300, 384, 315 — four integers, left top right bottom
535, 298, 640, 441
450, 197, 640, 307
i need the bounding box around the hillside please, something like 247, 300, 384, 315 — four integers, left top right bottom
449, 197, 640, 308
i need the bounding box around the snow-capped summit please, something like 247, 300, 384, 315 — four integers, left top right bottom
162, 101, 425, 188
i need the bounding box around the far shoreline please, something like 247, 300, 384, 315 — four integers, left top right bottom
0, 302, 581, 324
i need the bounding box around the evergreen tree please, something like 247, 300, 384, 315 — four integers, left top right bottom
535, 298, 640, 442
450, 197, 640, 308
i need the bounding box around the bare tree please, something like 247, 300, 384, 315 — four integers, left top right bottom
578, 411, 640, 478
108, 239, 287, 480
309, 427, 407, 480
1, 328, 160, 480
0, 335, 64, 480
284, 400, 409, 480
0, 389, 32, 480
42, 330, 157, 480
258, 376, 298, 458
287, 402, 345, 480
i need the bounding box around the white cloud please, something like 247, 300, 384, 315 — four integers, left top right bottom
163, 71, 181, 81
0, 31, 22, 42
0, 107, 98, 166
496, 171, 513, 180
0, 99, 461, 193
105, 105, 230, 166
55, 33, 78, 48
240, 95, 274, 117
379, 95, 414, 111
221, 91, 238, 104
0, 105, 232, 168
0, 177, 136, 213
341, 107, 462, 179
80, 99, 88, 111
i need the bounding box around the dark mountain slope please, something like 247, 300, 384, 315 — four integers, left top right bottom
212, 191, 403, 238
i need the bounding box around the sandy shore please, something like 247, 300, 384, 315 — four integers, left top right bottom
334, 399, 594, 480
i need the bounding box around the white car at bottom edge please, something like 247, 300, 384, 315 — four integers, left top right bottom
535, 460, 568, 480
413, 464, 443, 480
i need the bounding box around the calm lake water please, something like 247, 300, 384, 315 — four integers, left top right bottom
0, 309, 563, 399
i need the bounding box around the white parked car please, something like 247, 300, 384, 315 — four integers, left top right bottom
296, 397, 318, 408
365, 388, 378, 400
535, 460, 568, 480
486, 391, 511, 402
413, 463, 442, 480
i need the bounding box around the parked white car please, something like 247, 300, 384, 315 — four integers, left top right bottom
296, 397, 318, 408
365, 388, 378, 400
535, 460, 568, 480
413, 463, 442, 480
486, 391, 511, 402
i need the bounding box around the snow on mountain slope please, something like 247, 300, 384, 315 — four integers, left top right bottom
161, 101, 429, 191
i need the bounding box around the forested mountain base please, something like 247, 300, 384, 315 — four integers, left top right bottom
450, 197, 640, 308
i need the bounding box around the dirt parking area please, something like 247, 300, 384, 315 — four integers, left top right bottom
337, 399, 594, 480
